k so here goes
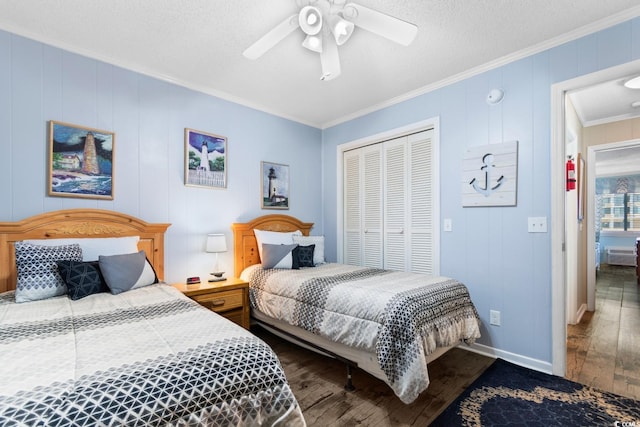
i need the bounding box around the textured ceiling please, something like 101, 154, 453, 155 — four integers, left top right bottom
0, 1, 639, 128
569, 76, 640, 126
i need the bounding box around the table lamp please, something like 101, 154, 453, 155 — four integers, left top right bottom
206, 233, 227, 282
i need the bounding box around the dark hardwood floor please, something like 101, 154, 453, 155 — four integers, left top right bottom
252, 327, 494, 426
566, 264, 640, 400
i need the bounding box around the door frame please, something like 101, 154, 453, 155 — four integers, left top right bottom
587, 139, 640, 309
551, 59, 640, 376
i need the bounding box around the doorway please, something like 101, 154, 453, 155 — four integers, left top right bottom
551, 58, 640, 377
587, 141, 640, 310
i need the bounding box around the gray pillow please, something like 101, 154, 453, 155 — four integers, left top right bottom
99, 250, 158, 295
14, 242, 83, 303
261, 243, 298, 269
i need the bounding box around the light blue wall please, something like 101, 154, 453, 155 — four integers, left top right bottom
2, 18, 640, 366
0, 30, 323, 284
322, 19, 640, 364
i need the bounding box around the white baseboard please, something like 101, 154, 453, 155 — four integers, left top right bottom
457, 342, 553, 374
576, 303, 587, 324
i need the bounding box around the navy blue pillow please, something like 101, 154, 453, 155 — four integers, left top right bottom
57, 260, 108, 300
292, 244, 315, 269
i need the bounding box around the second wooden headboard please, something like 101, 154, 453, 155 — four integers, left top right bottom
230, 214, 314, 277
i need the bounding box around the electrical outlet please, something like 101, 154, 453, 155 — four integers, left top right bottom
490, 310, 501, 326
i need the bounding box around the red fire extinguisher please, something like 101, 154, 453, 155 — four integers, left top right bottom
566, 156, 576, 191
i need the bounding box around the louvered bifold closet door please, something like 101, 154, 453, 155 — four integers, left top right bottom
362, 145, 383, 268
383, 137, 407, 271
343, 145, 383, 267
408, 130, 434, 274
343, 150, 362, 266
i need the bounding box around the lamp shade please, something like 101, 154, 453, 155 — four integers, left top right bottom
206, 234, 227, 253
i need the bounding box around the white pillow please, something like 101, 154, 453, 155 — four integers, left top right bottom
293, 235, 325, 265
253, 229, 301, 261
23, 236, 140, 261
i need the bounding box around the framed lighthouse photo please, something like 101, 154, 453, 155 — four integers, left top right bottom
185, 128, 227, 189
48, 120, 115, 200
261, 161, 289, 209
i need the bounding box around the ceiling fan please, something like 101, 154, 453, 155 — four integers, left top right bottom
243, 0, 418, 81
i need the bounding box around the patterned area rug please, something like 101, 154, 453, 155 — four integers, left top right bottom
432, 358, 640, 426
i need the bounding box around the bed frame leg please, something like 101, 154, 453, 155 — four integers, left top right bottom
344, 364, 355, 392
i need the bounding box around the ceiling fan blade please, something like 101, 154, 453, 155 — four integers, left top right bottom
343, 3, 417, 46
320, 32, 341, 81
243, 14, 300, 60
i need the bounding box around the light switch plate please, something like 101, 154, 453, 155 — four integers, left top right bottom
528, 217, 547, 233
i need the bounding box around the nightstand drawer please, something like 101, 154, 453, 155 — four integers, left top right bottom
191, 289, 243, 313
172, 278, 250, 330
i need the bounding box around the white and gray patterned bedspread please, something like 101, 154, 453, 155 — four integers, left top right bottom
0, 284, 305, 426
242, 263, 481, 404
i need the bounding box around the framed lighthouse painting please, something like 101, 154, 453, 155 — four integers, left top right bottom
261, 161, 289, 209
48, 120, 115, 200
185, 128, 227, 189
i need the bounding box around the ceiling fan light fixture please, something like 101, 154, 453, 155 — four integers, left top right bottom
299, 6, 323, 35
243, 1, 418, 80
302, 34, 323, 53
328, 15, 354, 46
631, 101, 640, 108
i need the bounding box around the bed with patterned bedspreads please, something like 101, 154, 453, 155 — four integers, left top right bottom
242, 263, 481, 404
0, 284, 305, 426
231, 215, 482, 405
0, 209, 306, 426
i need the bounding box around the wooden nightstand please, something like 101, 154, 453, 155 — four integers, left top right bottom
173, 278, 250, 329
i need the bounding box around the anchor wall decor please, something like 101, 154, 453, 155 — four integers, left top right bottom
462, 141, 518, 207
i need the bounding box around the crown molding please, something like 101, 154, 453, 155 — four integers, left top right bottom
1, 5, 639, 131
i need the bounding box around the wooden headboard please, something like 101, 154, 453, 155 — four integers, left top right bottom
0, 209, 170, 293
231, 214, 314, 277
